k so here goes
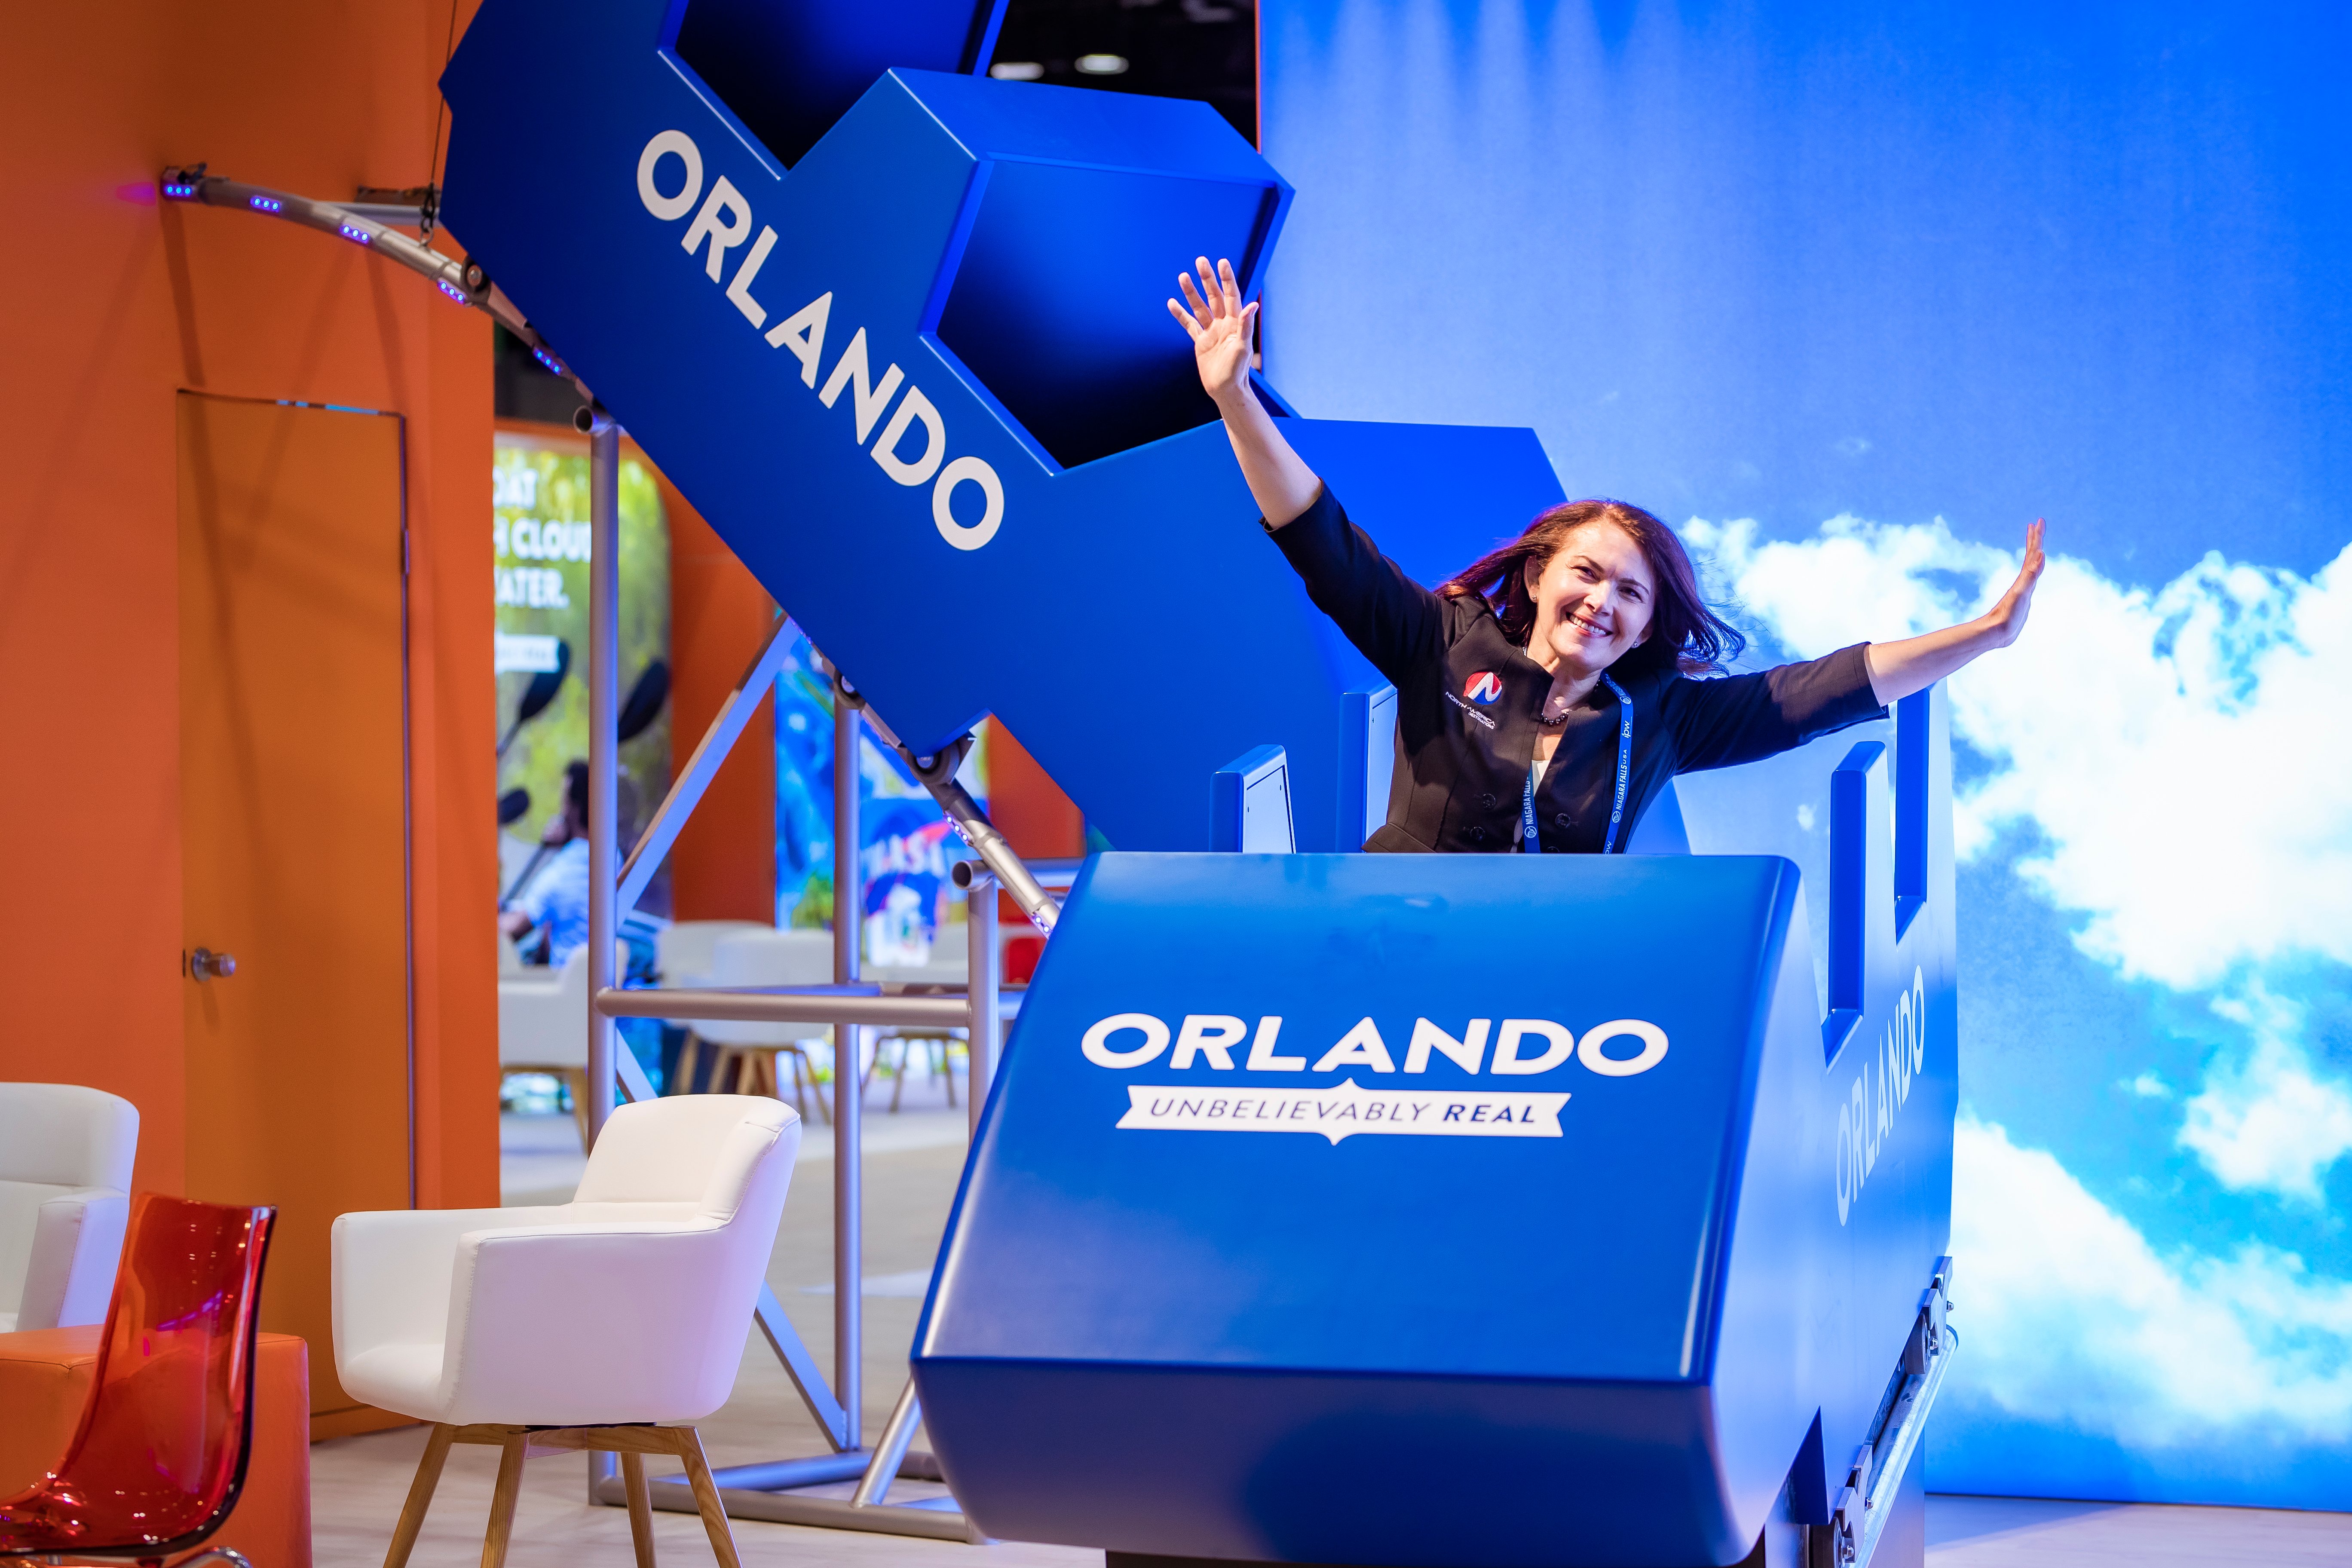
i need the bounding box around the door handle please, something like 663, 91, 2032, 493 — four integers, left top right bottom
189, 947, 239, 982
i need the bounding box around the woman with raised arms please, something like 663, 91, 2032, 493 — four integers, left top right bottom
1169, 257, 2046, 854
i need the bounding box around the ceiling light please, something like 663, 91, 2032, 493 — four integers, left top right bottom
989, 61, 1044, 81
1075, 54, 1130, 75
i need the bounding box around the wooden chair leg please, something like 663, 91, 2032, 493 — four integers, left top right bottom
792, 1046, 829, 1124
381, 1423, 456, 1568
480, 1431, 529, 1568
666, 1426, 742, 1568
560, 1068, 590, 1148
621, 1450, 660, 1568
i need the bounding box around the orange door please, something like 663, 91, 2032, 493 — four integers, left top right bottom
178, 393, 413, 1436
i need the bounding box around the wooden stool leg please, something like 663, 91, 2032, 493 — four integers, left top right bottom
667, 1427, 742, 1568
622, 1450, 660, 1568
481, 1432, 529, 1568
382, 1423, 456, 1568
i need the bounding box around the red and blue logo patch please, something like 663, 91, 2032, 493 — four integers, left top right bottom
1462, 671, 1504, 705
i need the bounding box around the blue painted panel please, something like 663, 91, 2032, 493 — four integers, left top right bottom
1625, 777, 1690, 856
934, 160, 1281, 468
438, 0, 1564, 852
665, 0, 1004, 171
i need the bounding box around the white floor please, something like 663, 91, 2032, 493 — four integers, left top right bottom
350, 1099, 2352, 1568
1926, 1495, 2351, 1565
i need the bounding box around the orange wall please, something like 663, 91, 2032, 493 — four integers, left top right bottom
663, 474, 781, 923
989, 723, 1088, 861
0, 3, 497, 1208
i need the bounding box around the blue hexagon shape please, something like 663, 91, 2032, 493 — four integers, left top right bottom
440, 0, 1564, 851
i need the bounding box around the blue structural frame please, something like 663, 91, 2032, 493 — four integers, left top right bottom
437, 6, 1960, 1560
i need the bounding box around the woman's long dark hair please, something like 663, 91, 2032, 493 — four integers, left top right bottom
1439, 499, 1745, 677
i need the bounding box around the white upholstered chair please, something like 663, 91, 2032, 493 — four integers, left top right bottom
332, 1094, 800, 1568
677, 928, 834, 1121
498, 946, 590, 1141
868, 949, 969, 1112
0, 1082, 139, 1332
653, 919, 770, 990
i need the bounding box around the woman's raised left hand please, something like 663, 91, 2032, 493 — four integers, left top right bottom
1981, 518, 2047, 647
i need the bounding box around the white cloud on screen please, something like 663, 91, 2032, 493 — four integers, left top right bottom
1684, 514, 2352, 1200
1953, 1116, 2352, 1443
1681, 516, 2352, 991
2181, 986, 2352, 1202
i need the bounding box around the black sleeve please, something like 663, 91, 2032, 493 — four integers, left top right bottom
1265, 485, 1449, 688
1659, 643, 1887, 773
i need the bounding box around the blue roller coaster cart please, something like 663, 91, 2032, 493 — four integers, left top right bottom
916, 690, 1957, 1568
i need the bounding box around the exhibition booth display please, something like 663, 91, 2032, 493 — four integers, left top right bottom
148, 2, 1963, 1565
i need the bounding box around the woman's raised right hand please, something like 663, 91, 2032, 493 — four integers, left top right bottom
1168, 255, 1257, 407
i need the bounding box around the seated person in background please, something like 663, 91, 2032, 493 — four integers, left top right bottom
500, 760, 590, 967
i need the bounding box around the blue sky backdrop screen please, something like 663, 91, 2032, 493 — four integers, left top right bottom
1262, 0, 2352, 1510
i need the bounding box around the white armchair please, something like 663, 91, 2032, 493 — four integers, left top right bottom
0, 1082, 138, 1333
499, 946, 590, 1140
333, 1094, 799, 1568
653, 919, 771, 990
677, 928, 834, 1121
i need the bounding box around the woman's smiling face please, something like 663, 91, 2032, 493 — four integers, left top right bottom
1523, 521, 1657, 679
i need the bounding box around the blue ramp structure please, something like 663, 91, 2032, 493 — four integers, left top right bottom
438, 0, 1563, 853
915, 689, 1957, 1568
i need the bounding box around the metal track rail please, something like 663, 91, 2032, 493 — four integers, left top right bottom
158, 166, 588, 397
1831, 1257, 1959, 1568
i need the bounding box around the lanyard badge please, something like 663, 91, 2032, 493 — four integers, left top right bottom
1522, 673, 1633, 855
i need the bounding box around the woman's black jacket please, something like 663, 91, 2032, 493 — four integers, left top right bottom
1268, 486, 1886, 854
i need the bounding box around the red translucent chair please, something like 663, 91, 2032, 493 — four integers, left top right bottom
0, 1194, 276, 1568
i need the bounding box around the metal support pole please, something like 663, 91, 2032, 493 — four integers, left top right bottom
966, 871, 1000, 1139
854, 701, 1059, 935
849, 1379, 925, 1509
586, 413, 621, 1144
832, 671, 864, 1451
582, 412, 622, 1506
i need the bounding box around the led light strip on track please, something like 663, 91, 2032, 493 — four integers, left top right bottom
159, 164, 590, 405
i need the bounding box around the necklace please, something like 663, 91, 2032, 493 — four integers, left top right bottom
1539, 710, 1568, 726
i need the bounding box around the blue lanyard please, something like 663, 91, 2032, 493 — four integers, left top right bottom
1523, 673, 1633, 855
